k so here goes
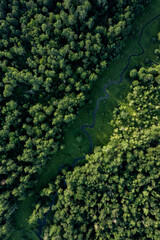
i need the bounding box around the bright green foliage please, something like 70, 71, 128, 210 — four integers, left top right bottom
0, 0, 153, 238
30, 63, 160, 239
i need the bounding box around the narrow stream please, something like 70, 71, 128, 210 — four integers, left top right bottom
36, 14, 160, 239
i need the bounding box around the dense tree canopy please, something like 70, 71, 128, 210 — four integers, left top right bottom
0, 0, 153, 238
29, 62, 160, 239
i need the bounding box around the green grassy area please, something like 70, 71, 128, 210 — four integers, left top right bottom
10, 0, 160, 239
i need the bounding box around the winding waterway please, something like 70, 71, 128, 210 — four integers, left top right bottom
36, 14, 160, 239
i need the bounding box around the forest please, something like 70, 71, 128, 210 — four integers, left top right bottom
28, 56, 160, 239
0, 0, 159, 239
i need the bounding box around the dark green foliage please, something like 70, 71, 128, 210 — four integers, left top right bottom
0, 0, 152, 238
30, 63, 160, 239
